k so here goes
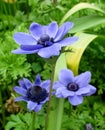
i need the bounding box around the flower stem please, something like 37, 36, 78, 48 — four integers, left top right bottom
29, 111, 36, 130
45, 64, 55, 130
53, 0, 57, 5
45, 54, 67, 130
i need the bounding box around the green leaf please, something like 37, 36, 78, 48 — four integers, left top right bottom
54, 53, 67, 81
70, 15, 105, 33
60, 2, 105, 24
66, 33, 97, 75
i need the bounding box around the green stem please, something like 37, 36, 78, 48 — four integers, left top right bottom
53, 0, 57, 5
29, 112, 36, 130
46, 54, 67, 130
45, 64, 55, 130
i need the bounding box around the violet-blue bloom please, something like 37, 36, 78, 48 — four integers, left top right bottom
12, 22, 78, 58
14, 74, 50, 112
53, 69, 96, 106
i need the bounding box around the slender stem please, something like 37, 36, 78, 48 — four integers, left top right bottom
29, 112, 36, 130
44, 64, 55, 130
53, 0, 57, 5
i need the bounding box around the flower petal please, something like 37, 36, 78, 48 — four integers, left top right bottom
38, 44, 61, 58
46, 22, 58, 38
27, 101, 37, 111
53, 82, 64, 89
56, 87, 67, 98
45, 41, 53, 46
57, 37, 78, 47
20, 44, 43, 51
40, 97, 49, 104
29, 22, 44, 40
59, 69, 74, 86
13, 33, 37, 45
68, 95, 83, 106
41, 80, 50, 92
14, 86, 27, 96
54, 22, 73, 41
76, 86, 91, 95
14, 96, 28, 102
82, 85, 96, 96
34, 74, 42, 86
62, 89, 74, 97
12, 48, 38, 54
23, 78, 32, 89
75, 71, 91, 88
34, 104, 42, 112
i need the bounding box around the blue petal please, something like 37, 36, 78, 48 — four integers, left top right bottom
82, 85, 96, 96
14, 86, 27, 96
20, 44, 43, 51
53, 82, 64, 89
41, 80, 50, 92
45, 41, 53, 46
34, 104, 42, 112
57, 37, 78, 47
38, 44, 61, 58
19, 78, 32, 89
13, 32, 37, 45
54, 22, 73, 41
76, 87, 91, 95
34, 74, 42, 86
23, 78, 32, 89
68, 95, 83, 106
62, 89, 74, 97
40, 97, 49, 104
27, 101, 37, 111
29, 22, 44, 41
14, 96, 28, 102
59, 69, 74, 86
12, 48, 38, 54
75, 71, 91, 88
56, 87, 66, 98
46, 22, 58, 38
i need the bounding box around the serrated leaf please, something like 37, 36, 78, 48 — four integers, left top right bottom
60, 2, 105, 24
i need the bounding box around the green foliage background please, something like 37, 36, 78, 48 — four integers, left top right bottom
0, 0, 105, 130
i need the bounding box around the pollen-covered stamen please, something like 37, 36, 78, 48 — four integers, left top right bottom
67, 82, 79, 92
37, 34, 54, 46
26, 86, 48, 104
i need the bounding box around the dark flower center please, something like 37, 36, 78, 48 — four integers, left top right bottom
26, 86, 48, 104
67, 82, 79, 92
37, 34, 54, 46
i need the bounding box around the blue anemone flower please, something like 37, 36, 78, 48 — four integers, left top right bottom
14, 74, 50, 112
53, 69, 96, 106
12, 21, 78, 58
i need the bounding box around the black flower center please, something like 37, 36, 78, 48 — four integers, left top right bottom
37, 34, 54, 46
26, 86, 48, 104
67, 82, 79, 92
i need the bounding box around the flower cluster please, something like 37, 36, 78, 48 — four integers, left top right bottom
13, 21, 96, 112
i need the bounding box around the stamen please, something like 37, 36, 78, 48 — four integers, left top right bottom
37, 34, 54, 46
26, 86, 48, 104
67, 82, 79, 92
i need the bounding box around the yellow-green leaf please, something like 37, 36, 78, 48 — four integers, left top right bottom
66, 33, 97, 75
